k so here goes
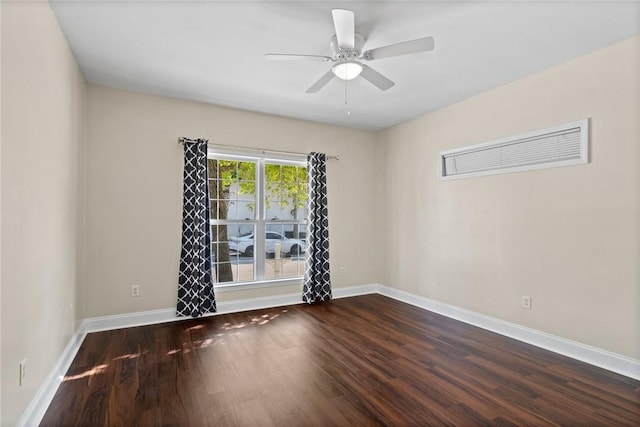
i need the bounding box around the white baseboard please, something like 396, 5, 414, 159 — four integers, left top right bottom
16, 328, 87, 427
19, 283, 639, 426
333, 283, 378, 298
377, 285, 640, 381
82, 284, 377, 333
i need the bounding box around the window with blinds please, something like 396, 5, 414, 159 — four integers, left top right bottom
439, 119, 589, 180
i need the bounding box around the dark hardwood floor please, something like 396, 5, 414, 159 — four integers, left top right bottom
41, 294, 640, 426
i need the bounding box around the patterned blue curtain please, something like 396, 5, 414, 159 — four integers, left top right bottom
177, 138, 216, 317
303, 152, 332, 303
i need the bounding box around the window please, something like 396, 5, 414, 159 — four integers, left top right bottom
208, 152, 307, 287
439, 119, 589, 180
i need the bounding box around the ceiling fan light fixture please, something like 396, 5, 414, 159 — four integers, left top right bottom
332, 61, 363, 80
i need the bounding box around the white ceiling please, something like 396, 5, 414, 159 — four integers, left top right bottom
50, 1, 640, 131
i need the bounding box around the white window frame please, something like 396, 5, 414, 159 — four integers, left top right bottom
208, 147, 307, 292
438, 119, 589, 181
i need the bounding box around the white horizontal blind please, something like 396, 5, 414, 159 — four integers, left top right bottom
440, 119, 588, 180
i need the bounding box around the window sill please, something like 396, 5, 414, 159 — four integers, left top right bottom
214, 277, 303, 293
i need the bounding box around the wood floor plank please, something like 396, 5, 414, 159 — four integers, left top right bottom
40, 294, 640, 426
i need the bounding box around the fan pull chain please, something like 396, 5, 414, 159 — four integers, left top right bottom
344, 78, 351, 116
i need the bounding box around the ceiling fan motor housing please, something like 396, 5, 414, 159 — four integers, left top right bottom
330, 33, 365, 61
266, 9, 433, 93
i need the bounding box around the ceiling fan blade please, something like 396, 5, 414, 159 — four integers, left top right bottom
306, 69, 335, 93
360, 65, 395, 91
265, 54, 332, 62
332, 9, 355, 50
362, 37, 435, 61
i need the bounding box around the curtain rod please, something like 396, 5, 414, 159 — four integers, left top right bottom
177, 137, 339, 161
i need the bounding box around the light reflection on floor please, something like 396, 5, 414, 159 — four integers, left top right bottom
165, 309, 287, 354
64, 308, 293, 375
62, 364, 108, 381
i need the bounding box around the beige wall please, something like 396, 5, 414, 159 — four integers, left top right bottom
0, 3, 86, 425
0, 1, 3, 423
377, 36, 640, 359
83, 86, 378, 318
1, 4, 637, 422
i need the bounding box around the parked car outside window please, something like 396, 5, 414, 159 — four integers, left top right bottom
228, 231, 305, 257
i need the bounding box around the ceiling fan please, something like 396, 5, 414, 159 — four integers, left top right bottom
265, 9, 435, 93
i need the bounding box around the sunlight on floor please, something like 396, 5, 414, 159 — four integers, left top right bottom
163, 309, 289, 354
62, 364, 108, 381
220, 312, 281, 331
112, 350, 148, 361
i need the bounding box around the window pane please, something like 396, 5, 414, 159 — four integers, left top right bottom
209, 157, 305, 286
227, 201, 240, 220
211, 224, 232, 243
265, 163, 281, 185
264, 253, 305, 280
266, 223, 306, 256
209, 159, 257, 224
266, 203, 280, 221
238, 162, 255, 181
211, 223, 256, 283
237, 258, 254, 282
288, 223, 307, 240
236, 201, 255, 221
207, 159, 218, 180
281, 166, 295, 204
218, 160, 237, 181
227, 223, 255, 256
234, 223, 254, 239
213, 262, 234, 283
234, 163, 256, 202
237, 188, 255, 202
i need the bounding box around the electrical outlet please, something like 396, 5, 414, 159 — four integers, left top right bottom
19, 359, 27, 386
522, 296, 532, 310
131, 284, 140, 297
339, 267, 346, 276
